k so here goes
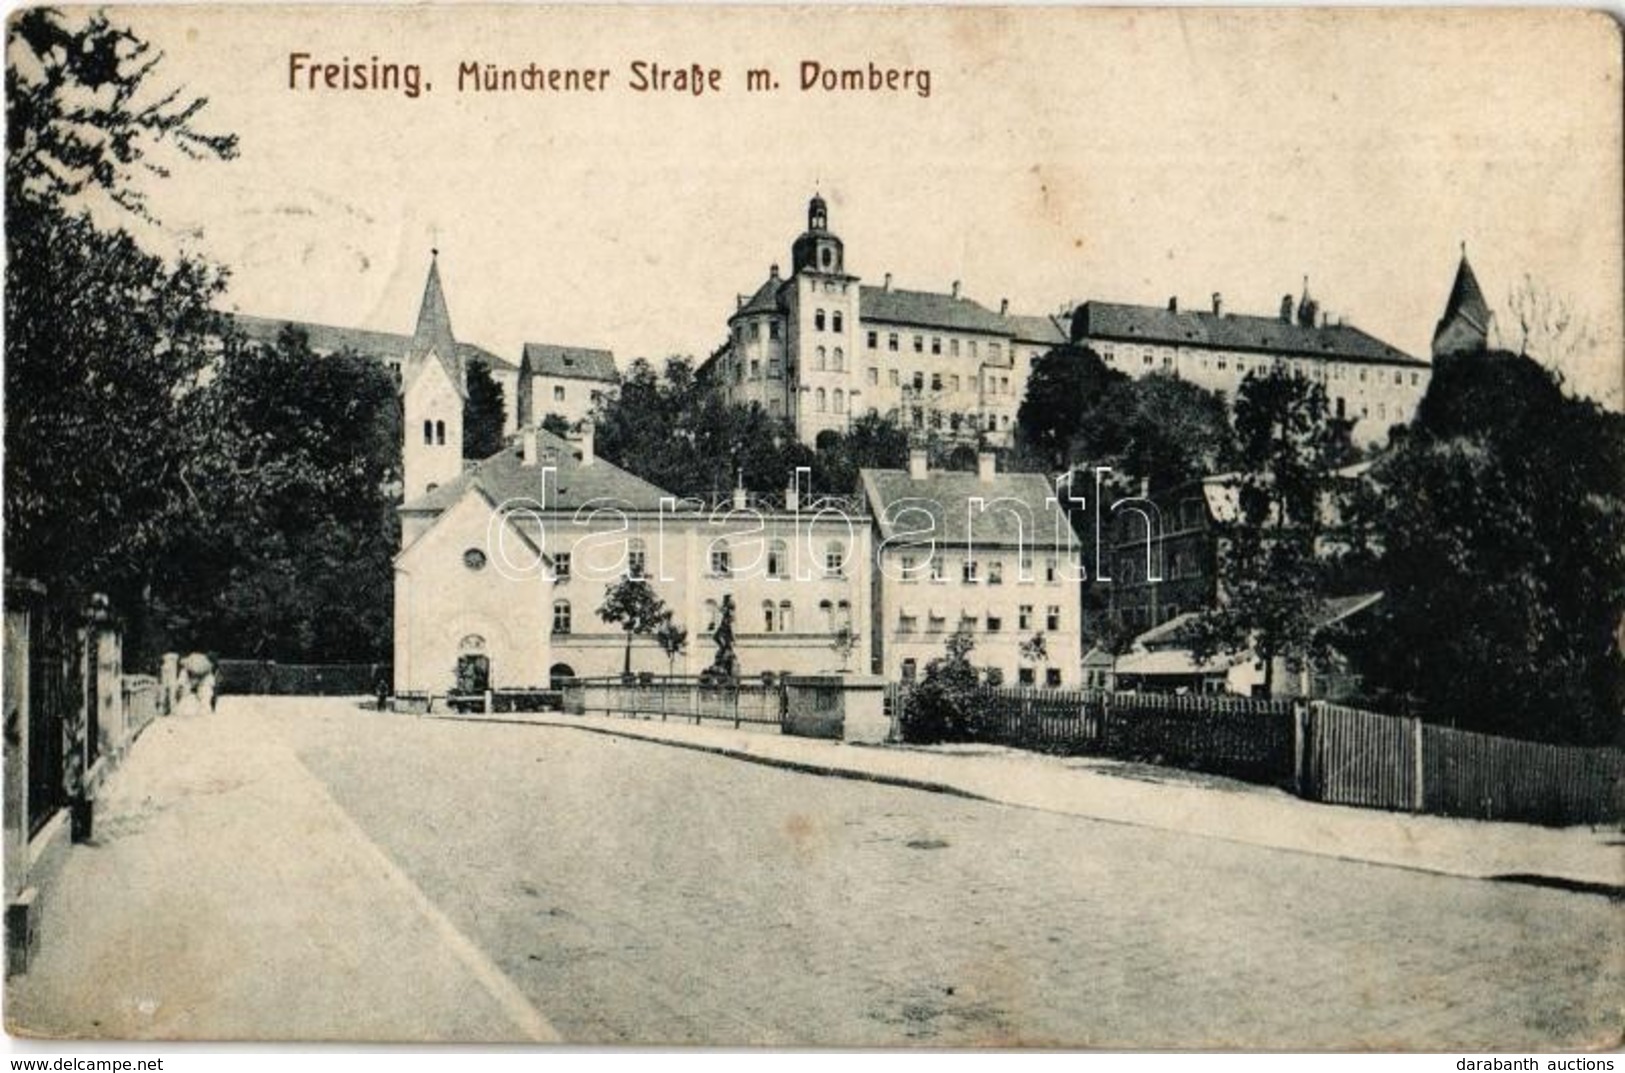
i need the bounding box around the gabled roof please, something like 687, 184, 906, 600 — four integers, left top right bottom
859, 286, 1013, 336
1073, 300, 1428, 368
521, 343, 618, 383
231, 314, 516, 372
859, 466, 1071, 550
401, 429, 673, 515
1433, 253, 1493, 340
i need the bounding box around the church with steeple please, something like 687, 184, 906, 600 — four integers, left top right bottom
401, 252, 468, 501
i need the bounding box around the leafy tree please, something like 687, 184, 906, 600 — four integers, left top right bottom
594, 356, 812, 497
1019, 632, 1049, 667
1015, 345, 1125, 469
598, 575, 670, 678
653, 612, 688, 678
1082, 374, 1240, 495
540, 412, 573, 438
829, 624, 861, 671
7, 7, 239, 221
1355, 350, 1625, 745
902, 627, 983, 742
1188, 369, 1346, 695
463, 358, 506, 460
810, 410, 910, 493
5, 8, 235, 661
152, 326, 401, 660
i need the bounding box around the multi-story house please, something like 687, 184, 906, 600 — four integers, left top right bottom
703, 195, 1067, 448
515, 342, 619, 428
860, 449, 1081, 687
1069, 286, 1430, 446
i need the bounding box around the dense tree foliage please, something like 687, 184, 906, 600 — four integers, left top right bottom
1015, 345, 1125, 469
1187, 370, 1348, 694
5, 8, 236, 661
151, 327, 401, 661
1354, 351, 1625, 745
463, 358, 507, 460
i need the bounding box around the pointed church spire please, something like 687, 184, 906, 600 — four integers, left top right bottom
407, 250, 465, 398
1432, 244, 1494, 359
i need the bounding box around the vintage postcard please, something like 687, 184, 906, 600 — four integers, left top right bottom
3, 2, 1622, 1051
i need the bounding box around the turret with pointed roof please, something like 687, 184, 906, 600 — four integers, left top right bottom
1432, 246, 1494, 359
405, 251, 466, 400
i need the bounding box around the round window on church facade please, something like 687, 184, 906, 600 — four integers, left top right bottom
463, 548, 487, 571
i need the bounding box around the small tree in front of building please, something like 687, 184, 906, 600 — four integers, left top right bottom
830, 624, 861, 671
653, 612, 688, 679
598, 576, 669, 679
902, 627, 983, 743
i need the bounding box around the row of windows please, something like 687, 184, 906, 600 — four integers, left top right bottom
1097, 343, 1424, 388
895, 555, 1062, 584
542, 539, 846, 582
867, 331, 1005, 362
898, 659, 1061, 687
551, 597, 853, 637
421, 419, 448, 446
896, 604, 1062, 636
908, 408, 1011, 433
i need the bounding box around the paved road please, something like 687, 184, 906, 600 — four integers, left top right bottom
282, 705, 1620, 1048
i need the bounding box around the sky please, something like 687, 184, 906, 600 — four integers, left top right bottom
98, 5, 1623, 405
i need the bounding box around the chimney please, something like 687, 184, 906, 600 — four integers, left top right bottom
977, 450, 997, 482
1280, 294, 1294, 324
575, 421, 595, 465
1212, 292, 1223, 316
737, 294, 746, 311
883, 272, 892, 292
521, 428, 538, 466
770, 263, 780, 280
1168, 296, 1179, 313
908, 446, 928, 480
999, 298, 1009, 316
952, 280, 962, 300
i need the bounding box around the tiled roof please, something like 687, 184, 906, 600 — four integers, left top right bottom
401, 428, 672, 515
1006, 313, 1069, 347
522, 343, 618, 383
859, 466, 1071, 550
859, 286, 1012, 336
732, 274, 787, 320
1073, 301, 1428, 368
231, 315, 518, 372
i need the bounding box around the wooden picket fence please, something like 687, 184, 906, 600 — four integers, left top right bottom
1299, 702, 1623, 826
886, 684, 1624, 826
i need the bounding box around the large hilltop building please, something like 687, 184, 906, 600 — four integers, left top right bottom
701, 195, 1068, 448
1069, 283, 1432, 445
707, 195, 1442, 449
